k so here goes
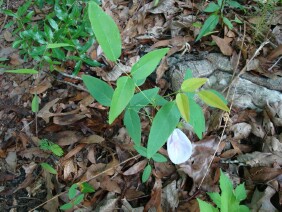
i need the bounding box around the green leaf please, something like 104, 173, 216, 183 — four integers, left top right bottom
12, 40, 23, 48
220, 170, 234, 211
124, 109, 141, 146
3, 10, 18, 18
208, 192, 221, 208
69, 183, 78, 199
184, 69, 193, 80
238, 205, 250, 212
198, 90, 229, 111
196, 14, 219, 41
129, 88, 159, 110
181, 78, 208, 92
88, 2, 121, 61
223, 17, 233, 30
227, 1, 244, 9
32, 95, 39, 113
52, 48, 65, 60
40, 163, 57, 174
217, 0, 223, 7
209, 89, 228, 105
80, 182, 95, 193
176, 93, 190, 123
48, 18, 59, 31
44, 24, 54, 41
154, 95, 168, 106
46, 43, 74, 49
109, 76, 135, 124
131, 48, 169, 80
73, 60, 82, 75
51, 143, 64, 157
204, 2, 220, 13
152, 153, 167, 162
134, 145, 147, 157
234, 16, 243, 24
234, 183, 247, 201
3, 69, 38, 74
73, 194, 84, 205
0, 57, 8, 62
147, 102, 180, 158
188, 97, 205, 139
82, 75, 114, 106
142, 164, 152, 183
54, 2, 67, 20
60, 202, 73, 210
197, 199, 218, 212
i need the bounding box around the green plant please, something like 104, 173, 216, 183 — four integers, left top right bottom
197, 170, 249, 212
196, 0, 244, 41
3, 0, 101, 73
60, 182, 95, 210
251, 0, 280, 41
39, 138, 64, 157
83, 2, 230, 182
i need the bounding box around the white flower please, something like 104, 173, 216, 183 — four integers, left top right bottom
167, 128, 193, 164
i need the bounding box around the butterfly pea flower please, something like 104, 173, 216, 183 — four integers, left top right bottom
167, 128, 193, 164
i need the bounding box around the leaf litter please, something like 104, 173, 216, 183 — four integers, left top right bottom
0, 0, 282, 211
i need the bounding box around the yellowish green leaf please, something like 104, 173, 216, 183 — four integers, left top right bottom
198, 90, 229, 111
181, 78, 208, 92
176, 93, 190, 122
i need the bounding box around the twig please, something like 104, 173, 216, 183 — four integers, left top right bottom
56, 79, 88, 92
29, 155, 140, 212
268, 55, 282, 71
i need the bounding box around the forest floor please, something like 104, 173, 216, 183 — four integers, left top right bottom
0, 0, 282, 211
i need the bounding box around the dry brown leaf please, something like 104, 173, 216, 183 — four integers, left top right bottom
85, 159, 119, 180
18, 147, 49, 159
22, 162, 37, 175
263, 136, 282, 153
220, 149, 238, 159
162, 180, 179, 210
230, 122, 252, 140
62, 159, 77, 180
5, 151, 17, 171
4, 30, 14, 42
266, 101, 282, 126
63, 144, 86, 161
121, 198, 144, 212
154, 161, 175, 178
149, 0, 180, 19
37, 98, 61, 123
43, 171, 59, 212
96, 192, 118, 212
237, 152, 282, 167
30, 80, 52, 94
250, 186, 277, 212
56, 131, 82, 146
267, 44, 282, 61
9, 53, 24, 66
123, 159, 147, 175
124, 189, 145, 200
53, 113, 86, 125
179, 137, 220, 193
13, 173, 35, 194
80, 134, 105, 144
211, 35, 233, 56
145, 178, 162, 212
100, 175, 121, 194
249, 167, 282, 183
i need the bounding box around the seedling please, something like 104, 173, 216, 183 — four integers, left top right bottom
197, 169, 249, 212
